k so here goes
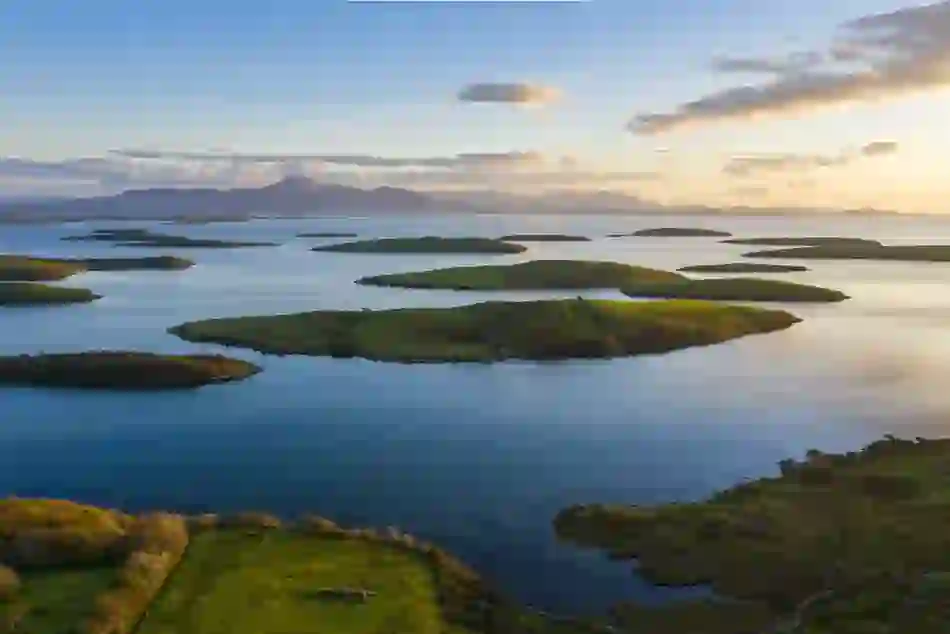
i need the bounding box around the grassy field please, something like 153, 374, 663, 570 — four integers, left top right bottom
677, 262, 809, 274
2, 567, 118, 633
744, 243, 950, 262
0, 282, 101, 306
169, 298, 800, 363
312, 237, 526, 255
622, 277, 848, 303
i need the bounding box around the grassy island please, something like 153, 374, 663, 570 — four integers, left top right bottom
554, 436, 950, 633
312, 237, 526, 255
169, 299, 799, 363
63, 228, 276, 248
677, 262, 809, 274
0, 283, 101, 306
623, 277, 847, 303
744, 242, 950, 262
723, 236, 881, 247
499, 234, 591, 243
0, 352, 261, 389
0, 255, 194, 281
357, 260, 684, 291
610, 228, 732, 238
297, 232, 359, 238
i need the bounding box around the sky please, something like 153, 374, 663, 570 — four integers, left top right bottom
2, 0, 950, 212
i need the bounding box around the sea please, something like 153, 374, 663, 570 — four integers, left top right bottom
3, 212, 950, 615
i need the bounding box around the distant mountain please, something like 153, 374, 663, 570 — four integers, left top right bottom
0, 177, 437, 221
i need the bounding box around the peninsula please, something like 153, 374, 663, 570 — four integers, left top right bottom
0, 255, 194, 281
0, 283, 101, 306
622, 277, 847, 303
611, 228, 732, 238
743, 242, 950, 262
678, 263, 809, 274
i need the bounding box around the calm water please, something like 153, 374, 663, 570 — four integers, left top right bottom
4, 212, 950, 614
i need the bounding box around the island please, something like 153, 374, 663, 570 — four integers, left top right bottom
610, 228, 732, 238
498, 234, 591, 242
312, 237, 526, 255
297, 232, 359, 238
677, 262, 809, 274
0, 255, 194, 281
168, 299, 800, 363
0, 283, 101, 306
62, 228, 277, 248
0, 352, 261, 389
743, 242, 950, 262
0, 497, 604, 634
622, 277, 847, 303
553, 436, 950, 633
357, 260, 684, 290
723, 236, 882, 247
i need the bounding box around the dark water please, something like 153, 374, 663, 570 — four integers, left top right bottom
4, 213, 950, 614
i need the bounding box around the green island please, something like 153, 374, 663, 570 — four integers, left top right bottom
357, 260, 683, 290
677, 263, 809, 274
610, 228, 732, 238
622, 277, 848, 303
0, 352, 260, 389
0, 255, 194, 281
499, 234, 591, 243
62, 228, 277, 248
297, 232, 359, 238
723, 237, 882, 247
0, 497, 604, 634
743, 242, 950, 262
168, 299, 799, 363
0, 283, 101, 306
553, 436, 950, 633
312, 237, 527, 255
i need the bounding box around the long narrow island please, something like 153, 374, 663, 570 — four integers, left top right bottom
0, 254, 194, 281
0, 283, 101, 306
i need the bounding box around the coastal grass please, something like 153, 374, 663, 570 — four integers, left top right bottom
610, 228, 732, 238
677, 262, 809, 274
0, 255, 193, 281
169, 299, 800, 363
622, 277, 848, 303
0, 283, 101, 306
312, 237, 526, 255
0, 351, 261, 389
498, 234, 591, 242
744, 242, 950, 262
356, 260, 684, 290
554, 436, 950, 633
62, 228, 276, 248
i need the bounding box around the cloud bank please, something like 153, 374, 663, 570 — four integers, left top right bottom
630, 1, 950, 134
724, 140, 899, 177
457, 82, 561, 105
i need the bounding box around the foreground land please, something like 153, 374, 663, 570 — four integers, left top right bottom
312, 237, 527, 255
677, 263, 809, 274
62, 228, 276, 248
743, 242, 950, 262
169, 299, 799, 363
0, 255, 194, 281
610, 228, 732, 238
0, 283, 101, 306
622, 277, 847, 303
554, 436, 950, 633
0, 351, 260, 389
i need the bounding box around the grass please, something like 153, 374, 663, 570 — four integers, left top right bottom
62, 228, 276, 248
553, 436, 950, 633
169, 298, 800, 363
312, 237, 527, 255
498, 234, 591, 242
0, 351, 261, 389
677, 262, 809, 274
622, 277, 848, 303
0, 283, 101, 306
356, 260, 684, 290
723, 237, 882, 247
744, 242, 950, 262
610, 228, 732, 238
0, 255, 194, 282
1, 566, 119, 633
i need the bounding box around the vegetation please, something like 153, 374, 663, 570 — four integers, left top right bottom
169, 299, 799, 363
554, 436, 950, 633
622, 277, 848, 303
723, 237, 882, 247
498, 234, 591, 242
678, 262, 809, 274
62, 228, 276, 248
312, 237, 526, 255
356, 260, 684, 290
610, 228, 732, 238
0, 283, 101, 306
0, 351, 261, 389
744, 243, 950, 262
297, 232, 359, 238
0, 255, 193, 281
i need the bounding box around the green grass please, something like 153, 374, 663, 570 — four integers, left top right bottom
0, 351, 261, 389
62, 228, 276, 248
677, 262, 809, 274
553, 436, 950, 633
622, 277, 848, 303
0, 282, 101, 306
137, 530, 445, 634
744, 243, 950, 262
610, 228, 732, 238
169, 298, 800, 363
0, 255, 194, 282
312, 237, 526, 255
498, 234, 591, 242
356, 260, 684, 290
1, 566, 118, 633
723, 237, 882, 247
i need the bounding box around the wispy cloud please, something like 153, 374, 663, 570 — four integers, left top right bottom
724, 140, 899, 177
457, 82, 561, 105
860, 140, 899, 156
630, 1, 950, 134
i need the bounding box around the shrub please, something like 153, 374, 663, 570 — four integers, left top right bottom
218, 512, 282, 531
0, 564, 19, 601
294, 515, 343, 536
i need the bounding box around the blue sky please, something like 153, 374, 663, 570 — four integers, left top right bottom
3, 0, 949, 211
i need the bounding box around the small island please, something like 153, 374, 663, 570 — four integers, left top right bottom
553, 436, 950, 633
499, 234, 591, 242
169, 299, 799, 363
610, 228, 732, 238
296, 232, 359, 238
744, 242, 950, 262
0, 255, 194, 281
723, 236, 882, 247
0, 351, 261, 389
62, 228, 277, 248
622, 277, 848, 303
677, 262, 809, 274
312, 237, 526, 255
0, 283, 101, 306
357, 260, 684, 290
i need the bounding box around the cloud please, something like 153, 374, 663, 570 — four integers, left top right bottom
457, 82, 560, 105
861, 140, 899, 156
724, 140, 901, 177
630, 1, 950, 134
711, 51, 823, 75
